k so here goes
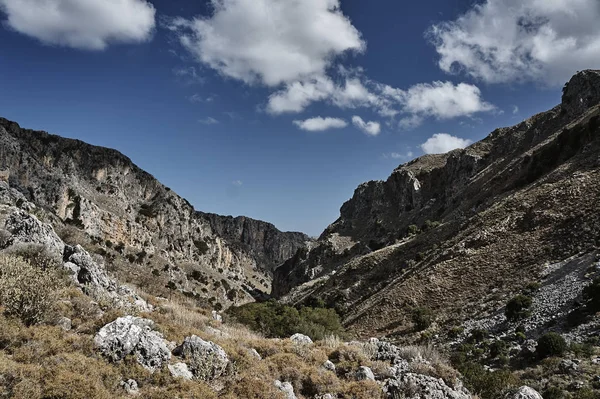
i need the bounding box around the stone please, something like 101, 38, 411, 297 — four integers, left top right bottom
56, 316, 72, 331
322, 360, 336, 372
507, 386, 543, 399
355, 366, 375, 381
168, 362, 193, 380
94, 316, 171, 371
559, 359, 579, 373
383, 373, 471, 399
212, 310, 223, 322
177, 335, 229, 380
316, 395, 335, 399
274, 380, 297, 399
290, 333, 313, 345
120, 379, 139, 396
2, 210, 65, 257
248, 348, 262, 360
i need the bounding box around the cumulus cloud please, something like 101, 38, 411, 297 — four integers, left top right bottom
293, 117, 347, 132
429, 0, 600, 85
352, 116, 381, 136
420, 133, 472, 154
166, 0, 364, 86
0, 0, 156, 50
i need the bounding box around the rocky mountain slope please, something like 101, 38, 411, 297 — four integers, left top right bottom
0, 117, 311, 307
274, 70, 600, 341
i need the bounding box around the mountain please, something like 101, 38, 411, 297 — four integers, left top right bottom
273, 70, 600, 341
0, 117, 311, 308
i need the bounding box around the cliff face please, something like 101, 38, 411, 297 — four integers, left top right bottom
273, 70, 600, 338
0, 119, 311, 307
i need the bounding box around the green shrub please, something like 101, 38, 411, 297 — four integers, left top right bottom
423, 220, 441, 231
489, 340, 508, 359
583, 278, 600, 312
407, 225, 420, 236
227, 299, 345, 340
411, 307, 435, 331
505, 295, 532, 322
0, 254, 62, 325
536, 332, 567, 359
457, 361, 519, 399
543, 387, 567, 399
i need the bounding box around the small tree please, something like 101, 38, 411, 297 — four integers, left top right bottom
0, 254, 61, 325
412, 307, 434, 331
537, 332, 567, 359
505, 295, 532, 322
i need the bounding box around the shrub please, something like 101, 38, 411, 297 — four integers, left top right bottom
407, 225, 420, 236
583, 278, 600, 312
423, 220, 441, 231
505, 295, 532, 322
489, 340, 508, 359
412, 307, 434, 331
6, 244, 62, 272
544, 387, 568, 399
457, 361, 519, 399
0, 254, 62, 326
227, 300, 345, 340
536, 332, 567, 359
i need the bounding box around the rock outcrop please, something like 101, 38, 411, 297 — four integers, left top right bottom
94, 316, 171, 371
175, 335, 229, 380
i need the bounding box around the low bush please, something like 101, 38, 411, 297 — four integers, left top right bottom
227, 300, 345, 341
536, 332, 567, 359
0, 254, 63, 326
412, 307, 435, 331
505, 295, 532, 322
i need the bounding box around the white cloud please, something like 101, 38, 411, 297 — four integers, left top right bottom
429, 0, 600, 85
0, 0, 155, 50
512, 105, 519, 115
384, 150, 415, 162
267, 77, 335, 114
232, 180, 243, 186
420, 133, 472, 154
199, 117, 219, 125
166, 0, 364, 87
293, 117, 347, 132
189, 93, 215, 103
173, 67, 205, 85
352, 116, 381, 136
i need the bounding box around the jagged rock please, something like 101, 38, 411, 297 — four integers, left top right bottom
507, 386, 543, 399
212, 310, 222, 322
355, 366, 375, 381
177, 335, 229, 380
322, 360, 336, 372
383, 373, 470, 399
168, 362, 193, 380
94, 316, 171, 371
274, 380, 297, 399
1, 209, 64, 257
290, 333, 313, 345
120, 379, 139, 396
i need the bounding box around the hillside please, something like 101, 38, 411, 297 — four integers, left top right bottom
0, 117, 311, 308
274, 70, 600, 342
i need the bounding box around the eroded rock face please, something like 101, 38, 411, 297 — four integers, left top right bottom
94, 316, 171, 371
507, 386, 543, 399
177, 335, 229, 380
383, 373, 471, 399
3, 209, 64, 257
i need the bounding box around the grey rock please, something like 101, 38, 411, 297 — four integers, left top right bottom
248, 348, 262, 360
94, 316, 171, 371
355, 366, 375, 381
507, 386, 543, 399
383, 373, 471, 399
168, 362, 193, 380
2, 209, 64, 257
178, 335, 229, 380
559, 359, 579, 373
316, 395, 335, 399
322, 360, 336, 372
290, 333, 313, 345
274, 380, 297, 399
212, 310, 222, 322
120, 379, 139, 396
56, 316, 72, 331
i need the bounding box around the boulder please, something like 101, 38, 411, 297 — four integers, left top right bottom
384, 373, 471, 399
56, 316, 72, 331
177, 335, 229, 380
94, 316, 171, 371
290, 333, 313, 345
274, 380, 297, 399
355, 366, 375, 381
168, 362, 193, 380
2, 209, 64, 257
507, 386, 543, 399
558, 359, 579, 373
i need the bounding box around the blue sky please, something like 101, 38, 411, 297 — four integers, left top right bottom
0, 0, 598, 236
